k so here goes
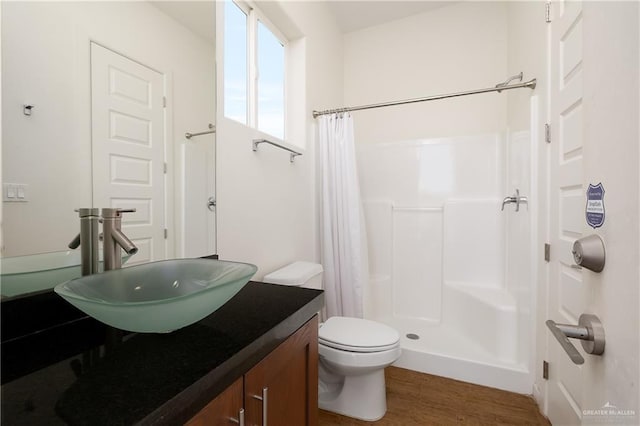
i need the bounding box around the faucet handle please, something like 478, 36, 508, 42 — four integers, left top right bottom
101, 208, 136, 218
74, 208, 99, 217
68, 233, 81, 249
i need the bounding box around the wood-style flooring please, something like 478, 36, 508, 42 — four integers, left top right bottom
318, 367, 551, 426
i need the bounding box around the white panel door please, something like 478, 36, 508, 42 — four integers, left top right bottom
548, 2, 586, 422
547, 1, 639, 424
91, 42, 166, 265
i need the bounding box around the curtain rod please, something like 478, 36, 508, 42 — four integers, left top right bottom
312, 73, 537, 119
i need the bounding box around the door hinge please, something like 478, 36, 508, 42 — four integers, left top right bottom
543, 360, 549, 379
164, 162, 167, 174
545, 2, 552, 23
164, 228, 168, 239
163, 96, 167, 108
545, 123, 551, 143
544, 243, 551, 262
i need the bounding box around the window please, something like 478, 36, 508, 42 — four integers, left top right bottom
257, 20, 285, 139
223, 1, 248, 124
224, 1, 286, 140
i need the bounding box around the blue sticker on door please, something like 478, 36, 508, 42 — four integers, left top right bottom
586, 183, 605, 228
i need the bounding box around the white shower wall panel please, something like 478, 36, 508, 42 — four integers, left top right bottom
357, 131, 535, 392
443, 199, 504, 288
362, 201, 393, 278
356, 135, 504, 207
392, 209, 443, 322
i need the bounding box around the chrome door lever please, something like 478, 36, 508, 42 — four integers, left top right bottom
501, 189, 528, 212
546, 314, 605, 365
207, 196, 216, 211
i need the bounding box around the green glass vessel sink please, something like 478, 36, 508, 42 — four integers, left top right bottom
54, 259, 257, 333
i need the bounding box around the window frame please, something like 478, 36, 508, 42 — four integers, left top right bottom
226, 0, 288, 141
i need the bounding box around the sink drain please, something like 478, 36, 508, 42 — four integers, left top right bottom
406, 333, 420, 340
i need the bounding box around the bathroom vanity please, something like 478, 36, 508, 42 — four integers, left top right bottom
1, 281, 323, 425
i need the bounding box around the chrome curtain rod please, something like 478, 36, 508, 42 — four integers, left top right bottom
185, 123, 216, 139
312, 73, 537, 119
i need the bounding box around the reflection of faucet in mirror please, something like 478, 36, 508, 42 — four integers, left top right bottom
69, 208, 100, 276
101, 208, 138, 271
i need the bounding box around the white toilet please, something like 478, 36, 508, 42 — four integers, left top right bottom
263, 261, 401, 421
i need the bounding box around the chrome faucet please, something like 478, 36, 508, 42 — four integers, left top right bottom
501, 189, 528, 212
69, 208, 100, 276
101, 208, 138, 271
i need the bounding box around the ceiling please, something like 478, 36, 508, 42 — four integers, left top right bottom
326, 1, 453, 33
151, 1, 454, 41
150, 1, 216, 44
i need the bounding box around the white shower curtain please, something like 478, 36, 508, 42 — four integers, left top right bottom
318, 113, 369, 319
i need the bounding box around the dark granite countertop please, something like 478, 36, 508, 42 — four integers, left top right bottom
1, 281, 324, 425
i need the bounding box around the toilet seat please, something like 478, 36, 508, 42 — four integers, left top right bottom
319, 338, 399, 353
319, 316, 400, 353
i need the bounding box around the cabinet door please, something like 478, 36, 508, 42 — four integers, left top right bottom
245, 316, 319, 426
186, 377, 243, 426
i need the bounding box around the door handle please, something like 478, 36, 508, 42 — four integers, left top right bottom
207, 196, 216, 212
501, 188, 528, 212
546, 314, 605, 365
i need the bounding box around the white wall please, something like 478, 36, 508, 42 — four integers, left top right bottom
343, 1, 508, 145
215, 1, 343, 278
1, 2, 215, 257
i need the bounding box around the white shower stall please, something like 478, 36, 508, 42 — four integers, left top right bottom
357, 115, 537, 393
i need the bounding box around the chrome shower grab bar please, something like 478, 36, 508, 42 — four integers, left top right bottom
186, 123, 215, 139
252, 139, 302, 163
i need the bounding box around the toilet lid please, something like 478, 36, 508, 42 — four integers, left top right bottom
319, 317, 400, 353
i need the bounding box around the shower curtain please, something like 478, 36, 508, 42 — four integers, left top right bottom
318, 113, 368, 318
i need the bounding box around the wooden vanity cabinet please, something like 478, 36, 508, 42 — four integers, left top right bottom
185, 378, 243, 426
187, 316, 319, 426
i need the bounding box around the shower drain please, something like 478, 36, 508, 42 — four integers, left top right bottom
406, 333, 420, 340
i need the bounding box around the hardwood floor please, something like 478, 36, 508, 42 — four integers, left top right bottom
318, 367, 550, 426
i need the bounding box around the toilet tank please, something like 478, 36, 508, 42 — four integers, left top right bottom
262, 262, 323, 290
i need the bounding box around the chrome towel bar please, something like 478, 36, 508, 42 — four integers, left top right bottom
252, 139, 302, 163
186, 123, 215, 139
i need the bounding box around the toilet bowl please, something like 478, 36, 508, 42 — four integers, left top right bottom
263, 262, 401, 421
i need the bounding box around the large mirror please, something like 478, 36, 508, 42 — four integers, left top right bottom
1, 1, 217, 298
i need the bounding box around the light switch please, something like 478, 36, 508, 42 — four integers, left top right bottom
3, 183, 28, 202
6, 184, 16, 199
